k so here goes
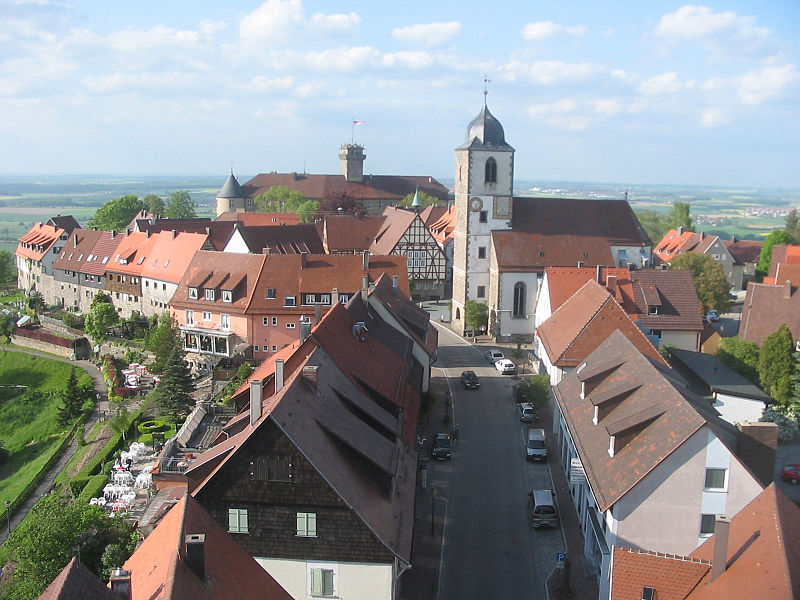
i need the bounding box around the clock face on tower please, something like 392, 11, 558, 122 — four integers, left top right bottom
470, 197, 483, 212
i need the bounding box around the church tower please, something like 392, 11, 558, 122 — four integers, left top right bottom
451, 98, 515, 334
215, 170, 246, 217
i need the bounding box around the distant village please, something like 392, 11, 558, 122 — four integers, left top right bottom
5, 100, 800, 600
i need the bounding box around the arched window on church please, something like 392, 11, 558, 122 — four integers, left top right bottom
485, 157, 497, 184
513, 282, 526, 318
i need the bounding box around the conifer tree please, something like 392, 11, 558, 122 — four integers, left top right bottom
758, 324, 794, 405
57, 366, 85, 425
153, 347, 195, 419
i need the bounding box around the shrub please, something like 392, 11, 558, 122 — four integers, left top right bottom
138, 419, 169, 434
113, 386, 136, 398
69, 476, 93, 498
78, 474, 109, 503
761, 407, 800, 442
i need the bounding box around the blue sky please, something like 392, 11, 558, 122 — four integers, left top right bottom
1, 0, 798, 188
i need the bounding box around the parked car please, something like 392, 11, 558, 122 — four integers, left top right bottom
525, 428, 547, 462
706, 309, 720, 322
782, 463, 800, 485
431, 433, 452, 460
529, 489, 559, 528
495, 359, 516, 375
485, 349, 504, 363
519, 402, 536, 423
460, 370, 480, 389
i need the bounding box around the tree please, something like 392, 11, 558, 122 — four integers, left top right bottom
758, 324, 794, 405
669, 252, 730, 313
399, 190, 440, 208
152, 346, 195, 419
0, 249, 15, 288
85, 293, 119, 343
143, 194, 165, 216
26, 290, 44, 312
634, 209, 670, 245
788, 349, 800, 417
147, 312, 180, 376
87, 195, 145, 232
254, 186, 319, 222
319, 191, 365, 216
785, 208, 799, 244
666, 201, 695, 232
164, 190, 196, 219
57, 366, 88, 425
756, 229, 794, 279
464, 300, 488, 334
717, 337, 760, 385
0, 311, 13, 353
518, 373, 551, 411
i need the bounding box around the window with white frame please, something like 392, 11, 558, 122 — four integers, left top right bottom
185, 310, 194, 326
263, 317, 270, 326
254, 345, 259, 353
287, 323, 296, 329
266, 287, 276, 299
309, 567, 335, 597
272, 317, 278, 326
205, 288, 215, 301
202, 311, 211, 321
704, 468, 727, 490
220, 314, 230, 331
222, 290, 232, 302
228, 508, 248, 533
700, 514, 717, 536
297, 512, 317, 537
189, 287, 198, 299
285, 296, 296, 307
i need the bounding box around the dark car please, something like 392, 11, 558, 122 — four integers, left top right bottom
782, 464, 800, 485
431, 433, 452, 460
460, 370, 480, 389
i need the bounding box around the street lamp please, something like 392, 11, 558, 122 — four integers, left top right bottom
4, 500, 10, 536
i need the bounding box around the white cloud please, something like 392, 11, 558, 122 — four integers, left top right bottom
382, 51, 433, 69
301, 46, 381, 71
522, 21, 586, 41
737, 63, 798, 105
199, 19, 225, 36
309, 12, 361, 35
108, 25, 201, 52
502, 60, 601, 84
247, 75, 295, 93
592, 99, 622, 116
638, 72, 686, 95
238, 0, 304, 41
392, 22, 461, 47
701, 109, 729, 127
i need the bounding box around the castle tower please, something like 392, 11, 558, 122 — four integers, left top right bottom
451, 100, 515, 334
339, 143, 366, 182
215, 171, 245, 217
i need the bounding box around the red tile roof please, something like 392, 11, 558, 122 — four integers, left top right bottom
536, 280, 666, 367
611, 547, 710, 600
15, 222, 65, 261
322, 215, 385, 252
171, 251, 266, 312
80, 231, 124, 276
654, 230, 726, 264
768, 245, 800, 279
140, 231, 208, 284
106, 231, 159, 276
543, 266, 632, 311
686, 484, 800, 600
372, 207, 418, 255
425, 205, 455, 244
215, 211, 301, 225
123, 494, 293, 600
39, 557, 119, 600
53, 229, 104, 272
739, 280, 800, 345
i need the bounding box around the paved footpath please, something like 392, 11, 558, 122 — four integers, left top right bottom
0, 348, 108, 547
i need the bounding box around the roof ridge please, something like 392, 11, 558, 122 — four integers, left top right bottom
617, 545, 711, 565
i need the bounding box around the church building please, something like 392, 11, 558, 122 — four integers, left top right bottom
451, 101, 653, 342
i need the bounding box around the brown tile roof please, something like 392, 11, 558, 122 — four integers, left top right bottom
553, 330, 708, 512
425, 205, 456, 244
39, 556, 119, 600
419, 205, 448, 226
687, 484, 800, 600
739, 280, 800, 345
723, 237, 762, 265
123, 494, 293, 600
53, 229, 104, 272
133, 217, 212, 233
322, 215, 385, 252
767, 262, 800, 285
106, 231, 159, 276
215, 211, 301, 225
767, 245, 800, 278
611, 547, 710, 600
80, 231, 123, 276
371, 207, 419, 255
230, 224, 324, 254
630, 269, 704, 331
15, 222, 65, 261
543, 266, 632, 311
171, 251, 266, 312
140, 231, 207, 284
536, 280, 666, 367
242, 172, 449, 203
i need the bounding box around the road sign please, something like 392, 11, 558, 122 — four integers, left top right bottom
557, 552, 566, 562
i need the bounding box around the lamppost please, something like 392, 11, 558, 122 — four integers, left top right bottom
4, 500, 10, 536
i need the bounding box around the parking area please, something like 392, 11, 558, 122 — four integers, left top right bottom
775, 441, 800, 502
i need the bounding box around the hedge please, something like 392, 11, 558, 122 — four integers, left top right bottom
138, 419, 168, 434
78, 474, 108, 503
76, 406, 145, 479
68, 476, 92, 498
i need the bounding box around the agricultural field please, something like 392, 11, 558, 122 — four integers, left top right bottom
0, 352, 93, 508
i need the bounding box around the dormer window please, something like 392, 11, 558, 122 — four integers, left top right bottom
266, 287, 276, 299
648, 306, 658, 315
222, 290, 232, 302
189, 287, 198, 299
285, 296, 296, 307
205, 288, 216, 301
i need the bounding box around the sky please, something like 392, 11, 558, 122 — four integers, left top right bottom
1, 0, 799, 188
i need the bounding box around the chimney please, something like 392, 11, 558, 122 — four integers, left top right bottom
711, 517, 731, 581
596, 265, 602, 283
731, 235, 737, 243
249, 379, 263, 425
701, 231, 705, 240
111, 230, 117, 239
362, 275, 369, 296
185, 533, 206, 582
784, 280, 792, 299
577, 261, 584, 268
171, 229, 177, 239
736, 421, 778, 486
677, 226, 683, 235
302, 365, 318, 388
262, 247, 271, 255
331, 287, 339, 306
146, 230, 151, 238
275, 359, 284, 392
300, 319, 311, 343
126, 228, 131, 236
315, 303, 322, 323
362, 250, 369, 270
109, 567, 132, 599
392, 275, 399, 290
74, 233, 79, 246
606, 274, 617, 294
301, 252, 307, 268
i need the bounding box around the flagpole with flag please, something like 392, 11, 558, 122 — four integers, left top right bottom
351, 120, 364, 144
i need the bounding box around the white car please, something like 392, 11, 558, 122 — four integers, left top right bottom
485, 350, 505, 363
495, 359, 516, 375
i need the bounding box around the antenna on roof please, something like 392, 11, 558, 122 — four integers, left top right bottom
483, 75, 491, 106
624, 186, 629, 202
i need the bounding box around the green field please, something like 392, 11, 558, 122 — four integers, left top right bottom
0, 352, 93, 508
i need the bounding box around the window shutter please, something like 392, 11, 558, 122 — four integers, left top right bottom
311, 569, 322, 595
322, 569, 334, 596
308, 512, 317, 536
297, 512, 306, 535
240, 510, 248, 532
228, 509, 238, 532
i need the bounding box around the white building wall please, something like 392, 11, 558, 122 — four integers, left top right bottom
142, 277, 177, 316
494, 271, 538, 339
256, 557, 392, 600
222, 230, 252, 253
609, 244, 650, 269
659, 329, 699, 351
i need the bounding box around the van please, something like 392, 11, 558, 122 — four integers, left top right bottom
529, 489, 558, 528
526, 428, 547, 462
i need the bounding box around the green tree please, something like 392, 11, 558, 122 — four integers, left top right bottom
669, 252, 730, 313
143, 193, 165, 216
153, 347, 195, 419
666, 201, 695, 232
785, 209, 799, 243
463, 300, 488, 334
87, 195, 146, 232
0, 249, 15, 288
164, 190, 196, 219
85, 293, 119, 343
756, 229, 794, 279
26, 290, 44, 312
518, 373, 551, 411
717, 337, 760, 385
254, 186, 319, 222
758, 324, 794, 405
634, 209, 670, 245
788, 349, 800, 417
0, 311, 14, 353
147, 312, 180, 376
57, 366, 87, 425
109, 405, 131, 441
399, 190, 440, 208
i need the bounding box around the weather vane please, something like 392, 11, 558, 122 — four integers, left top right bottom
483, 75, 491, 105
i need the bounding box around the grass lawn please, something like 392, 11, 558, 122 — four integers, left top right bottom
0, 352, 92, 506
